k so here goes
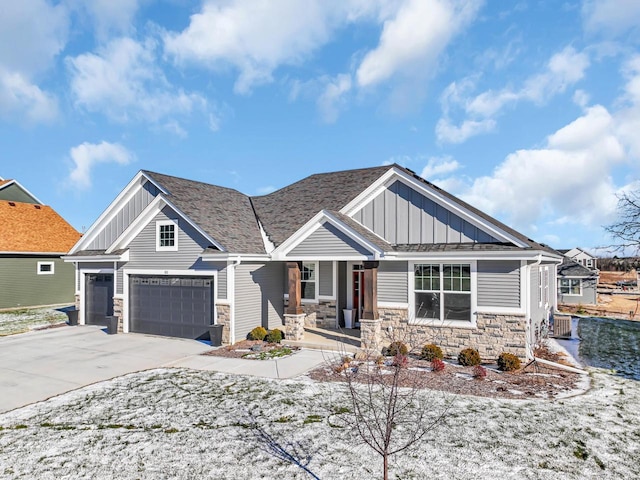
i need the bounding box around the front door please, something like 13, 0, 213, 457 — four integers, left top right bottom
85, 274, 114, 325
352, 266, 365, 326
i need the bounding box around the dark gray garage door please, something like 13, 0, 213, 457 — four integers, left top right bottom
85, 274, 114, 325
129, 276, 213, 339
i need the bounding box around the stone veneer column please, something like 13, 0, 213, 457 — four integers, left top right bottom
113, 297, 124, 333
360, 318, 382, 353
284, 313, 305, 341
215, 304, 231, 345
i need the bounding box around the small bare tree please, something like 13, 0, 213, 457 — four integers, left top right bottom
605, 191, 640, 253
333, 335, 451, 480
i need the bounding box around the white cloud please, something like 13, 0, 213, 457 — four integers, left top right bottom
317, 74, 352, 123
582, 0, 640, 36
420, 156, 461, 179
460, 105, 628, 230
0, 69, 58, 124
69, 141, 134, 189
437, 46, 590, 143
67, 37, 207, 131
356, 0, 482, 88
75, 0, 141, 39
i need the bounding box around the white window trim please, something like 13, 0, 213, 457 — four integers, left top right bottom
409, 261, 477, 329
156, 219, 178, 251
37, 261, 55, 275
559, 278, 582, 296
301, 261, 319, 303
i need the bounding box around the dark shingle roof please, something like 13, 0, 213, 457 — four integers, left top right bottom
394, 243, 522, 252
330, 211, 393, 251
251, 165, 392, 247
558, 257, 598, 277
143, 171, 265, 254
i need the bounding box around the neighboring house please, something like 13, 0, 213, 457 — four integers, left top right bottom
558, 247, 598, 270
0, 176, 81, 309
557, 257, 599, 306
65, 165, 562, 360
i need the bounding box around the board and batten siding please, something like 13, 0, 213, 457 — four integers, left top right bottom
87, 181, 160, 250
352, 180, 499, 245
234, 262, 284, 340
289, 222, 372, 257
477, 260, 521, 309
378, 261, 408, 303
0, 256, 75, 308
319, 261, 333, 297
124, 207, 227, 296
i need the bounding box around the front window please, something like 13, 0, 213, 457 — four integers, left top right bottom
415, 264, 471, 322
156, 220, 178, 251
37, 261, 55, 275
559, 278, 581, 295
301, 262, 316, 300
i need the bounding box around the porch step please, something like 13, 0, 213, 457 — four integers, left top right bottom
282, 327, 361, 354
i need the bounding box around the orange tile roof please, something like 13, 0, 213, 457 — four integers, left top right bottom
0, 180, 11, 187
0, 201, 81, 253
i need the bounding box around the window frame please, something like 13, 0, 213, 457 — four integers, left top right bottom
156, 219, 178, 252
559, 278, 582, 296
410, 261, 476, 328
37, 261, 55, 275
300, 261, 318, 302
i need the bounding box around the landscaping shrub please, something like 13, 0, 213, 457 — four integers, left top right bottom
265, 328, 283, 343
392, 354, 408, 369
458, 348, 481, 366
431, 358, 445, 372
420, 343, 443, 361
247, 326, 267, 341
382, 341, 409, 357
497, 352, 521, 371
472, 365, 487, 379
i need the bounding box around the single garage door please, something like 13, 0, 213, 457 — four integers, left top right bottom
129, 276, 214, 339
85, 274, 114, 325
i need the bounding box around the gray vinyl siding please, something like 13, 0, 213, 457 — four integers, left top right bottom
0, 256, 75, 308
529, 264, 545, 325
378, 261, 408, 303
352, 180, 500, 245
234, 262, 284, 340
124, 207, 227, 297
87, 180, 160, 250
319, 261, 333, 297
289, 222, 372, 257
477, 260, 521, 309
558, 277, 597, 305
0, 184, 38, 203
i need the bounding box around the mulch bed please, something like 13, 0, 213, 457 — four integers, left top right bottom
202, 340, 299, 359
307, 350, 584, 400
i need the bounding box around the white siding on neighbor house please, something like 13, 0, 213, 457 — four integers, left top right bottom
123, 207, 227, 296
378, 261, 408, 303
352, 180, 500, 245
319, 261, 333, 296
87, 181, 160, 250
477, 260, 521, 309
289, 222, 372, 257
234, 262, 284, 340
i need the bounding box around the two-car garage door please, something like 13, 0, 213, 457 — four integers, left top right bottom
129, 275, 213, 339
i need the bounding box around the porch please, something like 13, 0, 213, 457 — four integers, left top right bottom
282, 326, 361, 353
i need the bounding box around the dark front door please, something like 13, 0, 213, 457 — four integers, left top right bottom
353, 266, 365, 325
129, 276, 213, 339
85, 274, 114, 325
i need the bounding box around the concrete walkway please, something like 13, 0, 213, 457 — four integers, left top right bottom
168, 347, 338, 379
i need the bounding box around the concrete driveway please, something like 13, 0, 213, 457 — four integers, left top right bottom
0, 325, 210, 413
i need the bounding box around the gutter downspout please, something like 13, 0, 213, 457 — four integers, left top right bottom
526, 254, 543, 360
228, 257, 242, 345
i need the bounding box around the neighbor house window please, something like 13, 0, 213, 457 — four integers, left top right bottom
414, 264, 471, 322
301, 262, 316, 300
156, 220, 178, 251
559, 278, 581, 296
37, 261, 54, 275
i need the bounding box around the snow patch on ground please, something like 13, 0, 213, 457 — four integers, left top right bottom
0, 368, 638, 479
0, 307, 68, 336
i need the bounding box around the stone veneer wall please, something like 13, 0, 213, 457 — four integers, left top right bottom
74, 294, 80, 310
376, 307, 528, 360
215, 303, 231, 345
284, 299, 338, 329
113, 297, 124, 333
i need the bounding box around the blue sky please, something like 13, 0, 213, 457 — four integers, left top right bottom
1, 0, 639, 253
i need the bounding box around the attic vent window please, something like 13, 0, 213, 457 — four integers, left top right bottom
34, 205, 41, 209
8, 202, 15, 206
37, 261, 55, 275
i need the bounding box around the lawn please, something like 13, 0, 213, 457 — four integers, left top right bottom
0, 368, 638, 479
0, 308, 68, 336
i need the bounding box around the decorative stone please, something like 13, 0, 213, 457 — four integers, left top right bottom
284, 313, 305, 341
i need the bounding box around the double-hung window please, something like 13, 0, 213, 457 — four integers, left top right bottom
559, 278, 581, 296
156, 220, 178, 251
414, 264, 471, 322
301, 262, 316, 300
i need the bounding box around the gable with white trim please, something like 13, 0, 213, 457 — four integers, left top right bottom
289, 222, 374, 258
351, 180, 500, 245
